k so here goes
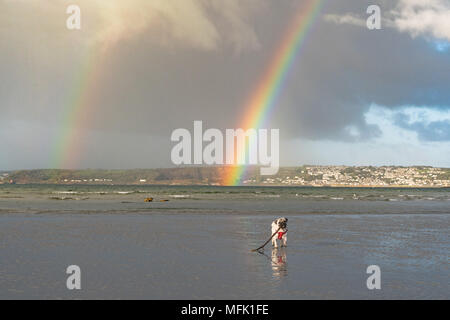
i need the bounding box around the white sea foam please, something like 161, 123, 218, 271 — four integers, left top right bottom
53, 191, 79, 194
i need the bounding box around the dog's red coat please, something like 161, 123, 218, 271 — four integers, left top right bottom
277, 231, 286, 240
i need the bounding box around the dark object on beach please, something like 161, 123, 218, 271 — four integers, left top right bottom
251, 227, 281, 252
159, 199, 169, 202
144, 197, 153, 202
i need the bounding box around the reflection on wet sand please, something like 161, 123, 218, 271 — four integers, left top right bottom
271, 248, 288, 278
1, 211, 448, 299
259, 247, 288, 278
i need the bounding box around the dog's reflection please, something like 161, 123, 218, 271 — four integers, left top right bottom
271, 247, 287, 277
258, 247, 287, 278
258, 247, 288, 278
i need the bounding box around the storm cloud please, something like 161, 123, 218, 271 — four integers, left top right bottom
0, 0, 449, 169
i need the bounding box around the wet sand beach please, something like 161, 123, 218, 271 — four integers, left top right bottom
0, 185, 449, 299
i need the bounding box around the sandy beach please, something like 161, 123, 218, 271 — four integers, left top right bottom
0, 190, 448, 299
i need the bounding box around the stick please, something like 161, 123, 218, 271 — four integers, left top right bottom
251, 227, 281, 252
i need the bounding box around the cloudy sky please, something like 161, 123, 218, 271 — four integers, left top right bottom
0, 0, 449, 170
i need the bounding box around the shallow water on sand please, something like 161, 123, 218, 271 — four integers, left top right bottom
0, 214, 448, 299
0, 185, 449, 299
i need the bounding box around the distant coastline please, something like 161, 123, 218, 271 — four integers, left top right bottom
1, 166, 449, 188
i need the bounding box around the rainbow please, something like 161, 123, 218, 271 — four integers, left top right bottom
51, 46, 103, 169
222, 0, 324, 186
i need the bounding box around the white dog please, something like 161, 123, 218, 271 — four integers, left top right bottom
271, 217, 288, 248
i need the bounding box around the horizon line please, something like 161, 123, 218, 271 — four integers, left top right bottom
2, 164, 450, 172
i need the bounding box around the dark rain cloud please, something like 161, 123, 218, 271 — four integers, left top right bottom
0, 0, 449, 169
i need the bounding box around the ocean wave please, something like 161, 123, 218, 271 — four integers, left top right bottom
300, 195, 327, 198
49, 196, 75, 201
49, 196, 88, 201
52, 191, 79, 194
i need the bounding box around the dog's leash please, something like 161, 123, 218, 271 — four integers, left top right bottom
251, 227, 284, 252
